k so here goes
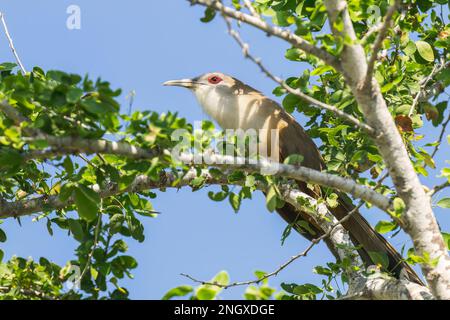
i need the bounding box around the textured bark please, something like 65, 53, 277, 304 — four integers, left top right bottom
0, 152, 391, 217
345, 274, 433, 300
323, 0, 450, 299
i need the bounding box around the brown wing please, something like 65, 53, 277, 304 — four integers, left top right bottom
261, 97, 423, 284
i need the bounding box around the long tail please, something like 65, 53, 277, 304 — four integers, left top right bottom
275, 194, 424, 285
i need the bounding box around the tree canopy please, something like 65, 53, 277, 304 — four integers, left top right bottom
0, 0, 449, 300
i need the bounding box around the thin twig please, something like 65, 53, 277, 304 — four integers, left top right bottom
361, 22, 382, 45
181, 172, 390, 289
362, 0, 399, 89
0, 12, 27, 73
242, 0, 259, 18
429, 181, 450, 197
431, 109, 450, 158
409, 64, 438, 117
427, 111, 450, 196
182, 203, 362, 289
221, 16, 376, 136
189, 0, 343, 73
78, 209, 103, 282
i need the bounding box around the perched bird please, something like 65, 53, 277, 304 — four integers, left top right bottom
164, 72, 422, 284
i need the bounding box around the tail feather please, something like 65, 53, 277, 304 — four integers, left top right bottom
275, 193, 424, 285
332, 195, 424, 285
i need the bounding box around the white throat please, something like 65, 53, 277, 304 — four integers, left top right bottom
193, 85, 266, 131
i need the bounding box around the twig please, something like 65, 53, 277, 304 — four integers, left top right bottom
189, 0, 343, 73
221, 16, 376, 136
408, 63, 438, 117
78, 208, 102, 282
180, 172, 391, 289
362, 0, 399, 89
431, 109, 450, 158
181, 203, 363, 289
0, 12, 27, 73
429, 181, 450, 197
360, 22, 382, 45
242, 0, 259, 18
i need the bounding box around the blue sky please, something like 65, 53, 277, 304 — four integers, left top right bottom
0, 0, 448, 299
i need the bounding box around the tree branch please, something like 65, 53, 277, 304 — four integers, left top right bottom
221, 15, 376, 136
23, 136, 158, 161
324, 0, 450, 299
0, 148, 393, 217
431, 108, 450, 159
0, 12, 26, 73
0, 100, 391, 216
342, 273, 433, 300
409, 60, 449, 116
189, 0, 343, 74
363, 0, 399, 89
181, 200, 362, 290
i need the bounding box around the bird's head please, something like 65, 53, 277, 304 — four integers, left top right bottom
163, 72, 242, 118
165, 72, 258, 108
163, 72, 239, 95
163, 72, 261, 128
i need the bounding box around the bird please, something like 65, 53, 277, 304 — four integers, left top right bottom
163, 72, 423, 285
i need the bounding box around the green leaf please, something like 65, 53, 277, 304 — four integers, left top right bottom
311, 65, 333, 76
0, 229, 6, 242
212, 270, 229, 286
283, 154, 304, 166
0, 62, 17, 71
266, 185, 278, 212
392, 197, 405, 216
196, 271, 229, 300
228, 192, 241, 213
368, 251, 389, 270
90, 267, 99, 280
403, 41, 416, 56
68, 219, 84, 242
441, 232, 450, 250
200, 7, 216, 23
437, 198, 450, 209
162, 285, 193, 300
208, 190, 228, 202
74, 185, 99, 222
196, 287, 217, 300
326, 193, 339, 208
415, 41, 434, 62
292, 283, 323, 297
375, 220, 397, 234
66, 87, 83, 103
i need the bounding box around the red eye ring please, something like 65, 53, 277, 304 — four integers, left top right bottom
208, 75, 223, 84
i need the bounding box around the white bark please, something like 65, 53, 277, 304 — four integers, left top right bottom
345, 273, 433, 300
323, 0, 450, 299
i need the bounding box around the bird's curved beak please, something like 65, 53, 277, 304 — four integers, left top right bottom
163, 78, 196, 89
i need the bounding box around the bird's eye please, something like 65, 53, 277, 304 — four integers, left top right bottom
208, 75, 223, 84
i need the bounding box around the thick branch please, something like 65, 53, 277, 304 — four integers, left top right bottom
344, 273, 433, 300
324, 0, 450, 299
0, 149, 392, 217
24, 136, 158, 160
177, 153, 392, 212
